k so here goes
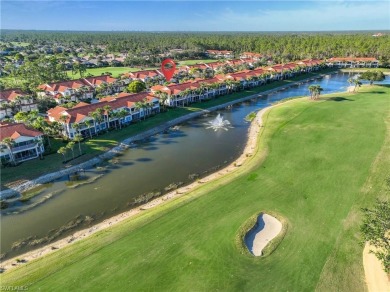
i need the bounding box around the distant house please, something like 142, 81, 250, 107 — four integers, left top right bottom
83, 75, 123, 94
81, 60, 97, 68
240, 52, 263, 61
38, 76, 123, 103
0, 122, 45, 164
295, 59, 323, 72
121, 70, 163, 83
37, 80, 94, 103
206, 50, 234, 59
327, 57, 379, 68
0, 89, 38, 119
226, 59, 246, 67
204, 61, 227, 71
151, 78, 228, 107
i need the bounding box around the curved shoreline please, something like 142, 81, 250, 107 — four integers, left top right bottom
0, 74, 330, 199
0, 72, 339, 272
0, 83, 294, 272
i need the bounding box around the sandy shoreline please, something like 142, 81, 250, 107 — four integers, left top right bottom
363, 243, 390, 292
0, 73, 331, 199
0, 88, 280, 272
0, 73, 334, 272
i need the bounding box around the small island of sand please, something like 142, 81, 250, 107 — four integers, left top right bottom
245, 213, 282, 256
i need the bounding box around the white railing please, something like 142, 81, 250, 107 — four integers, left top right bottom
12, 143, 38, 152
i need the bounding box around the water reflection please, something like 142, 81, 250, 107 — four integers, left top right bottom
1, 73, 389, 258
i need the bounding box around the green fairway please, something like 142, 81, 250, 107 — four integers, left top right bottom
340, 68, 390, 74
2, 85, 389, 291
66, 66, 158, 79
178, 59, 216, 66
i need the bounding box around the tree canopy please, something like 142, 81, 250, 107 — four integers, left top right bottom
127, 80, 146, 93
359, 70, 386, 85
1, 30, 390, 63
360, 199, 390, 273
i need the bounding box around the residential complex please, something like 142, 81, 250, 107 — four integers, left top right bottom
45, 58, 323, 140
327, 57, 379, 68
0, 123, 44, 164
0, 89, 38, 119
0, 54, 380, 164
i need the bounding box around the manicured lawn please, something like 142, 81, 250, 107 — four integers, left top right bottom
340, 67, 390, 74
2, 85, 389, 291
0, 70, 334, 188
66, 66, 158, 79
178, 59, 216, 66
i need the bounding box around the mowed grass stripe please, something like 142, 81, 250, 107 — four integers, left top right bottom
2, 86, 389, 291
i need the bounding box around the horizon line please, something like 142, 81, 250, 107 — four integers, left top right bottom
1, 29, 389, 33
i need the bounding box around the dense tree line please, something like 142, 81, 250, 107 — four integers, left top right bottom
1, 30, 389, 63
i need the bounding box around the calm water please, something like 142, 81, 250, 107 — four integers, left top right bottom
1, 72, 389, 258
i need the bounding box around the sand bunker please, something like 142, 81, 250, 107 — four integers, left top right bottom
245, 213, 282, 256
363, 243, 390, 292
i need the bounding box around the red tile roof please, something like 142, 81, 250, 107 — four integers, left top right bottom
73, 102, 90, 108
0, 89, 29, 102
328, 57, 378, 62
205, 62, 226, 69
206, 50, 233, 54
0, 123, 43, 141
227, 59, 245, 66
83, 75, 117, 86
123, 70, 162, 80
241, 52, 263, 59
187, 64, 209, 70
38, 79, 92, 92
47, 92, 158, 124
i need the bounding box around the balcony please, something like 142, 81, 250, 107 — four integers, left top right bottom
12, 142, 39, 153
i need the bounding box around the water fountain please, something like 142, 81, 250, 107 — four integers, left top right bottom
205, 114, 232, 131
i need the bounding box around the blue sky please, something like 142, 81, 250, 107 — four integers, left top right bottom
1, 1, 389, 31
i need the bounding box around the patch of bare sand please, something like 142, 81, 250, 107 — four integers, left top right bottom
246, 214, 282, 256
363, 243, 390, 292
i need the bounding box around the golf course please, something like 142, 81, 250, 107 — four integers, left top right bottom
2, 85, 389, 291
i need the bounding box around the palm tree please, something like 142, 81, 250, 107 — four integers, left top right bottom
313, 85, 324, 99
96, 82, 109, 95
117, 109, 128, 129
77, 85, 90, 100
225, 80, 234, 93
85, 119, 93, 138
72, 122, 81, 138
309, 85, 324, 100
57, 146, 67, 163
134, 101, 144, 120
37, 140, 44, 159
179, 89, 191, 106
348, 77, 362, 92
59, 115, 68, 136
88, 112, 98, 135
1, 137, 16, 166
14, 96, 24, 112
73, 134, 83, 155
94, 108, 105, 132
156, 91, 168, 111
103, 105, 112, 130
110, 111, 119, 130
66, 141, 75, 159
308, 85, 316, 100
